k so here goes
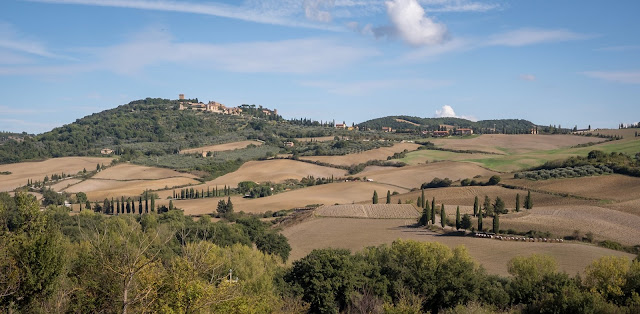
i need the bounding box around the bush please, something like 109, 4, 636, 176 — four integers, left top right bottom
421, 177, 452, 189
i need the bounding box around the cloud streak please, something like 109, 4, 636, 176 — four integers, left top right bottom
29, 0, 344, 31
582, 71, 640, 84
487, 28, 589, 47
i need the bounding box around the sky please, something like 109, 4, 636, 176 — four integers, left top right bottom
0, 0, 639, 134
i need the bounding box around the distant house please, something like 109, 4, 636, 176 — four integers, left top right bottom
284, 141, 294, 147
335, 123, 347, 129
202, 151, 208, 157
101, 148, 114, 155
382, 126, 393, 132
455, 128, 473, 135
432, 131, 450, 137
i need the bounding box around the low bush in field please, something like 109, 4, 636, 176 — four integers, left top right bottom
513, 164, 612, 181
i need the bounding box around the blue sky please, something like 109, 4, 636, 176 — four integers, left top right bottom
0, 0, 639, 133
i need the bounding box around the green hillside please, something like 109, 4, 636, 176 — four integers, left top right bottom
358, 115, 536, 134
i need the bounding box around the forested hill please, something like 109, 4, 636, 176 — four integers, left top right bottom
0, 98, 290, 164
358, 116, 536, 133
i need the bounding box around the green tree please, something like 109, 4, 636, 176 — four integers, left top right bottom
77, 192, 87, 211
493, 213, 500, 233
285, 248, 359, 313
461, 214, 471, 230
473, 195, 478, 217
483, 195, 492, 216
418, 208, 429, 226
430, 198, 436, 225
150, 196, 155, 212
455, 206, 461, 230
440, 204, 446, 228
525, 190, 533, 209
515, 194, 520, 212
478, 212, 483, 231
487, 175, 501, 185
372, 190, 378, 204
421, 189, 426, 208
168, 200, 174, 211
493, 197, 505, 215
386, 190, 391, 204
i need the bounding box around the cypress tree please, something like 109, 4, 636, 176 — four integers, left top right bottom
116, 199, 119, 214
226, 197, 233, 213
151, 196, 155, 212
386, 190, 391, 204
196, 190, 199, 198
419, 208, 429, 226
138, 198, 142, 214
398, 199, 402, 204
478, 212, 483, 231
425, 201, 431, 224
440, 204, 446, 228
421, 189, 425, 208
431, 197, 435, 214
525, 190, 533, 209
430, 199, 436, 225
373, 190, 378, 204
417, 196, 422, 208
483, 195, 491, 215
145, 196, 149, 213
455, 206, 461, 230
181, 189, 185, 199
169, 200, 174, 211
201, 189, 204, 198
207, 187, 211, 197
473, 196, 479, 217
493, 213, 500, 233
515, 194, 520, 212
126, 199, 131, 213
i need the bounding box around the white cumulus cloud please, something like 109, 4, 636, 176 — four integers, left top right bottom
385, 0, 448, 46
435, 105, 476, 120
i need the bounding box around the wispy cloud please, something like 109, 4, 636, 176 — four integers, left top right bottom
595, 45, 640, 52
29, 0, 344, 31
300, 77, 452, 95
0, 22, 64, 59
519, 74, 536, 81
0, 29, 377, 76
582, 71, 640, 84
487, 28, 590, 47
420, 0, 500, 12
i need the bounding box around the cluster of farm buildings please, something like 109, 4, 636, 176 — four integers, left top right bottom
177, 94, 277, 116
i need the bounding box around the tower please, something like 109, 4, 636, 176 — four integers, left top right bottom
179, 94, 185, 100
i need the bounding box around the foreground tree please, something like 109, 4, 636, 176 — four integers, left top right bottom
440, 204, 446, 228
515, 194, 521, 212
386, 190, 391, 204
455, 206, 461, 230
525, 190, 533, 209
478, 212, 483, 231
461, 214, 472, 230
473, 195, 478, 217
372, 191, 378, 204
493, 213, 500, 233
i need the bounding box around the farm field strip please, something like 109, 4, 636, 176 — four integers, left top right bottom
316, 204, 419, 219
0, 156, 114, 192
281, 217, 635, 276
299, 142, 421, 166
179, 140, 263, 154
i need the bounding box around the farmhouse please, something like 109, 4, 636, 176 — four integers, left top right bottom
101, 148, 114, 155
455, 128, 473, 135
382, 126, 394, 132
335, 123, 347, 129
284, 141, 294, 147
432, 131, 450, 137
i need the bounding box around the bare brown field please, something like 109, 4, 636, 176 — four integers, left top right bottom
296, 136, 335, 142
586, 128, 639, 139
316, 204, 419, 219
299, 142, 421, 166
359, 161, 498, 189
390, 185, 592, 209
503, 174, 640, 203
174, 181, 409, 215
65, 177, 199, 200
206, 159, 347, 187
0, 157, 114, 192
429, 134, 606, 155
50, 178, 83, 191
282, 217, 634, 276
179, 140, 262, 154
93, 163, 197, 180
500, 205, 640, 246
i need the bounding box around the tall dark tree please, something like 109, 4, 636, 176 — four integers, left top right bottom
421, 189, 426, 208
440, 204, 446, 228
473, 196, 479, 217
226, 197, 233, 213
525, 190, 533, 209
461, 214, 472, 230
455, 206, 461, 230
419, 208, 429, 226
169, 200, 174, 211
515, 194, 521, 212
431, 197, 435, 214
417, 196, 422, 208
125, 198, 131, 213
386, 190, 391, 204
478, 212, 483, 231
150, 196, 155, 212
493, 213, 500, 233
430, 198, 436, 225
483, 195, 492, 216
493, 197, 505, 215
103, 198, 110, 214
138, 197, 142, 215
372, 190, 378, 204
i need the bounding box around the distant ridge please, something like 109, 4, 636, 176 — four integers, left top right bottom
358, 116, 536, 133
